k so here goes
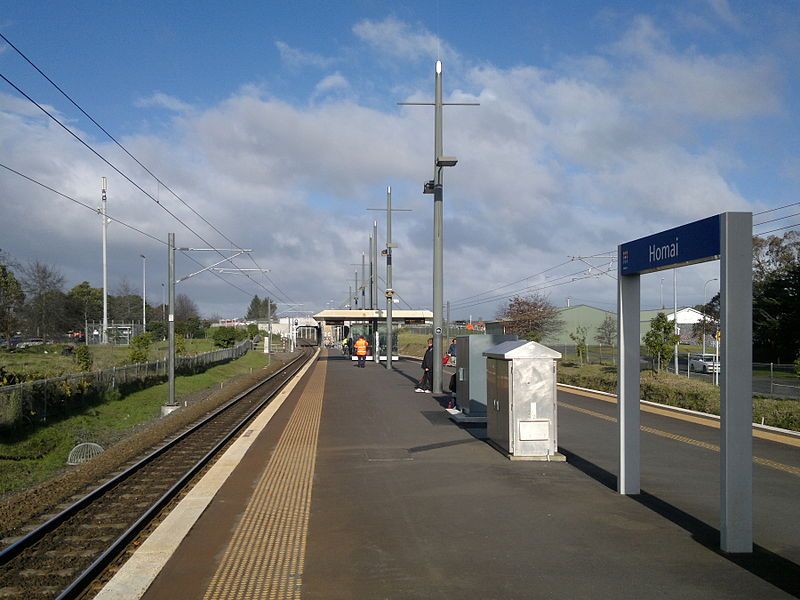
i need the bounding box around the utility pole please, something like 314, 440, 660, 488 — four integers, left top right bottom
167, 233, 175, 407
400, 61, 478, 393
372, 220, 379, 309
369, 235, 374, 310
368, 186, 412, 370
140, 254, 147, 333
100, 177, 109, 344
361, 252, 366, 310
354, 270, 359, 307
446, 300, 450, 341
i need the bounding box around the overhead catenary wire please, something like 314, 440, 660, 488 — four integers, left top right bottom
0, 161, 253, 297
0, 32, 294, 305
0, 71, 284, 302
753, 200, 800, 217
753, 210, 800, 228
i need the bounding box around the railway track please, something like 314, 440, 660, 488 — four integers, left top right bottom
0, 345, 316, 599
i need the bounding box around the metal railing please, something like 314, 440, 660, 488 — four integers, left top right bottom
0, 340, 252, 429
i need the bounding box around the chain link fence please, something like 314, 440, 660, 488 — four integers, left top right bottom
0, 340, 252, 429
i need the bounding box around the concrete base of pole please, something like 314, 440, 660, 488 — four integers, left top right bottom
161, 404, 180, 417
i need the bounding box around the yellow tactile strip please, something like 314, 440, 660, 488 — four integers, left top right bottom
203, 358, 327, 600
559, 400, 800, 478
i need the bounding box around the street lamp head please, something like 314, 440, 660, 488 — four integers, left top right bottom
436, 156, 458, 167
140, 254, 146, 259
435, 60, 442, 74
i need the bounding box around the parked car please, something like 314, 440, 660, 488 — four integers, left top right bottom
689, 353, 720, 373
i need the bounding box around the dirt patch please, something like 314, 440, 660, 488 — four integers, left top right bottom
0, 353, 296, 540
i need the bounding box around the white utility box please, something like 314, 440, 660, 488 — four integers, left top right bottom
483, 340, 564, 461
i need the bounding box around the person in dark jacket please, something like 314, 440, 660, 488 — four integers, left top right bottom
416, 337, 433, 393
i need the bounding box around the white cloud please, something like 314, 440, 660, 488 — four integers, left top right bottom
0, 14, 788, 319
613, 17, 780, 119
136, 92, 193, 112
352, 16, 456, 63
312, 72, 350, 100
706, 0, 741, 30
275, 41, 334, 69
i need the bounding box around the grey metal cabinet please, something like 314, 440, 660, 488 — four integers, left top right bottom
456, 334, 517, 416
484, 340, 563, 460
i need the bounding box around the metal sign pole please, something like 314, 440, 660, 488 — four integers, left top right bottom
720, 212, 753, 553
617, 251, 640, 495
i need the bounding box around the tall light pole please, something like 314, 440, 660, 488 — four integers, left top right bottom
368, 186, 411, 370
400, 61, 477, 392
703, 278, 719, 355
100, 177, 109, 344
140, 254, 147, 333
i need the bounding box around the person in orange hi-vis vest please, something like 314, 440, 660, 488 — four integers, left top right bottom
353, 335, 369, 368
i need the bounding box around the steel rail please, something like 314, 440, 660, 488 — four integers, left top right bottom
0, 346, 314, 598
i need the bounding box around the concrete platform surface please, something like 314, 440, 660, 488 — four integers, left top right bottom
117, 350, 797, 599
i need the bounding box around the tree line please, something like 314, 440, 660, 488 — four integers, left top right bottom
0, 254, 205, 347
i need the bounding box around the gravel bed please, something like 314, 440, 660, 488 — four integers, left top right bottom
0, 353, 295, 541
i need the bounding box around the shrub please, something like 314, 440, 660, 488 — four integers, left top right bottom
128, 332, 153, 364
212, 326, 236, 348
74, 345, 92, 372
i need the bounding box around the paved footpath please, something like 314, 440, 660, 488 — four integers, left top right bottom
105, 350, 797, 599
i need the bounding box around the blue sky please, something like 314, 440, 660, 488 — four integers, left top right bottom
1, 1, 799, 320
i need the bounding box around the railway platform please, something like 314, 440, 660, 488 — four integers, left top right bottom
96, 349, 796, 599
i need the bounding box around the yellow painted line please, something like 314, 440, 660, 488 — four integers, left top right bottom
203, 356, 327, 600
559, 401, 800, 478
558, 384, 800, 449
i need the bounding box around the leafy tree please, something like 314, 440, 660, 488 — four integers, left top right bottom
247, 323, 259, 339
595, 314, 617, 364
569, 325, 588, 365
245, 295, 277, 320
752, 231, 799, 284
643, 312, 680, 373
212, 326, 237, 348
691, 292, 719, 346
0, 263, 25, 348
20, 260, 66, 339
66, 281, 102, 330
175, 335, 186, 356
176, 315, 203, 339
110, 278, 141, 322
753, 262, 800, 363
128, 332, 153, 364
148, 320, 166, 341
497, 293, 563, 342
175, 293, 200, 322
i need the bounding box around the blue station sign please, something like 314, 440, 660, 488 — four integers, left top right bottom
620, 214, 721, 276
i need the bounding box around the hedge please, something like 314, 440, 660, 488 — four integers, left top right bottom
557, 362, 800, 432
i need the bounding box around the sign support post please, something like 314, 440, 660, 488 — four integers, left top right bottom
720, 212, 753, 553
618, 212, 752, 553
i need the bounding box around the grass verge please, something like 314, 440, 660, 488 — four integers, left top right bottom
558, 362, 800, 432
0, 350, 272, 496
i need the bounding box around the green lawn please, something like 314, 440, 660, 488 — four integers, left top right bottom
0, 338, 219, 381
0, 349, 272, 495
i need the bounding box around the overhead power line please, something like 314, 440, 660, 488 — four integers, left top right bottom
753, 211, 800, 228
0, 71, 286, 302
0, 161, 253, 297
753, 200, 800, 217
